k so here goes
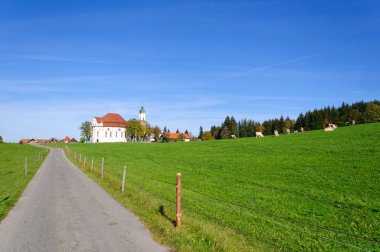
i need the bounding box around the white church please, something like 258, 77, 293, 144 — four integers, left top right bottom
91, 107, 146, 143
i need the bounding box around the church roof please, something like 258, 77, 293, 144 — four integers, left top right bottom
95, 113, 127, 127
139, 106, 146, 113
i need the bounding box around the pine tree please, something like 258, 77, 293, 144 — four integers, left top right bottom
239, 119, 248, 138
163, 126, 167, 133
247, 120, 256, 137
176, 129, 179, 133
279, 115, 285, 133
223, 116, 231, 133
220, 126, 230, 139
198, 126, 203, 139
230, 116, 238, 137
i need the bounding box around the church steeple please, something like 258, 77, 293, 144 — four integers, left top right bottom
139, 106, 146, 121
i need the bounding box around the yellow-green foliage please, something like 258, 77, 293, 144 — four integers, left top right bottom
0, 144, 48, 220
64, 123, 380, 251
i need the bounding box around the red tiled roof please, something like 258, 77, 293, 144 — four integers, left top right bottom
20, 139, 33, 144
63, 136, 71, 142
166, 133, 190, 139
36, 139, 49, 143
95, 113, 127, 128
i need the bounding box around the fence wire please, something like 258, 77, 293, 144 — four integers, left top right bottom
64, 146, 377, 251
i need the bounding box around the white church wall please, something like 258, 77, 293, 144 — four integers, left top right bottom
91, 125, 126, 143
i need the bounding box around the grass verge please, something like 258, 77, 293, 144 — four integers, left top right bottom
0, 144, 48, 221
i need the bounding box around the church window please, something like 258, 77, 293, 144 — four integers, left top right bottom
110, 132, 112, 137
116, 132, 118, 137
105, 131, 107, 137
97, 131, 99, 137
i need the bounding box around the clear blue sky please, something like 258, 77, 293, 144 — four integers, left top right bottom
1, 0, 379, 142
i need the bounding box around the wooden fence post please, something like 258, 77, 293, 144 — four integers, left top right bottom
79, 153, 82, 163
91, 156, 94, 171
122, 165, 126, 192
74, 152, 76, 160
83, 156, 87, 167
101, 157, 104, 179
176, 173, 182, 228
25, 157, 28, 175
38, 152, 41, 162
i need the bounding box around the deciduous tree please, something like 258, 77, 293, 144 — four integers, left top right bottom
201, 131, 215, 141
80, 121, 92, 142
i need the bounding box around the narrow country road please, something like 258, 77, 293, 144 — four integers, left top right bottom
0, 147, 168, 252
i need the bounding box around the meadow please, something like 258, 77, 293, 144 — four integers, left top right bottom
63, 123, 380, 251
0, 144, 48, 221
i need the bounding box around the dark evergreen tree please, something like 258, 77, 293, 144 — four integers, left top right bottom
220, 126, 230, 139
247, 120, 256, 137
230, 116, 238, 137
239, 119, 248, 138
198, 126, 204, 139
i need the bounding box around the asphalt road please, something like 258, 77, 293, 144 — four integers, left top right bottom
0, 147, 168, 252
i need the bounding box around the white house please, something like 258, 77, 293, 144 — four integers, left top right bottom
91, 107, 147, 143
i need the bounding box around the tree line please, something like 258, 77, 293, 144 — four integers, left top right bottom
200, 100, 380, 139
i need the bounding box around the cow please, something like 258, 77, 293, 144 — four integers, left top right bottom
274, 130, 279, 136
256, 132, 264, 138
324, 123, 337, 132
294, 130, 298, 133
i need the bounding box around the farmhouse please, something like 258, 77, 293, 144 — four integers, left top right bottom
164, 133, 191, 142
91, 107, 147, 143
19, 139, 35, 144
61, 136, 71, 143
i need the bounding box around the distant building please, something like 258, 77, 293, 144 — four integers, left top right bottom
91, 113, 127, 143
49, 137, 58, 143
19, 138, 35, 144
164, 133, 191, 142
90, 107, 150, 143
20, 138, 57, 144
139, 106, 146, 121
61, 136, 71, 143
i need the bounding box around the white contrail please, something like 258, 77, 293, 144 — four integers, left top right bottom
209, 53, 321, 83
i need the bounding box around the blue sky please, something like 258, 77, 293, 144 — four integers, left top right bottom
0, 0, 379, 142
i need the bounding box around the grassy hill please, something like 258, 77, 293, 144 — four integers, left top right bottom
64, 123, 380, 251
0, 144, 48, 221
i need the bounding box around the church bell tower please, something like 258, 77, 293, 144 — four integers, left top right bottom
139, 106, 146, 121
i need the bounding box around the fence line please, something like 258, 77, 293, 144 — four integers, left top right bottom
62, 147, 375, 250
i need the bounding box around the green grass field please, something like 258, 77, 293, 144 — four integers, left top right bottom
0, 144, 48, 221
63, 123, 380, 251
